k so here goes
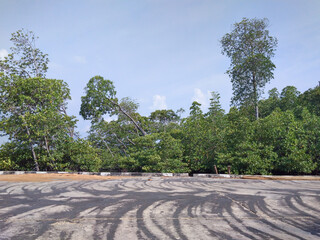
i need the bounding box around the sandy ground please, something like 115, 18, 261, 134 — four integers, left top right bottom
241, 175, 320, 180
0, 173, 320, 182
0, 173, 133, 182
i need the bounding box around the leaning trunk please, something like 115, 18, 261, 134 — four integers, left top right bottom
110, 99, 147, 136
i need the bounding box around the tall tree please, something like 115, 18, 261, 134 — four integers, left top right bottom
221, 18, 278, 119
0, 30, 77, 171
0, 29, 49, 78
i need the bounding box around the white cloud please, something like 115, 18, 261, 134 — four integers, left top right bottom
73, 55, 86, 64
0, 49, 8, 60
83, 124, 91, 133
192, 88, 210, 110
151, 95, 167, 110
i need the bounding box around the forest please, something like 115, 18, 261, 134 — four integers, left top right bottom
1, 18, 319, 175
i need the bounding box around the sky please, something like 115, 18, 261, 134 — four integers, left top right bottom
0, 0, 320, 142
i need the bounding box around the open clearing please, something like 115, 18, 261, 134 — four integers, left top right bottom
0, 175, 319, 239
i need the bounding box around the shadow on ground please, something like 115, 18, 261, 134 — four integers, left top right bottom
0, 178, 319, 239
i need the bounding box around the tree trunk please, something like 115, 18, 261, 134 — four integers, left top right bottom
99, 133, 114, 157
102, 139, 114, 157
126, 136, 136, 146
253, 74, 259, 120
113, 133, 128, 156
110, 99, 147, 136
255, 104, 259, 120
44, 136, 57, 170
113, 133, 127, 149
30, 143, 39, 171
25, 124, 39, 171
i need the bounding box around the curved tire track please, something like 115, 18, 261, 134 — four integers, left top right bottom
0, 178, 319, 239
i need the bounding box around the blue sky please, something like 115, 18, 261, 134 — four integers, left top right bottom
0, 0, 320, 141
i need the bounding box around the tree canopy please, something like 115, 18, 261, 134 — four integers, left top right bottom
0, 29, 49, 78
2, 27, 320, 176
0, 75, 77, 170
221, 18, 278, 119
80, 75, 147, 136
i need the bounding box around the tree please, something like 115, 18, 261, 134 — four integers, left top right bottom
149, 109, 179, 133
61, 139, 102, 172
0, 30, 78, 171
0, 75, 77, 171
206, 91, 225, 117
80, 76, 146, 136
150, 110, 179, 124
221, 18, 278, 119
118, 97, 140, 123
256, 109, 315, 174
88, 116, 140, 159
279, 86, 300, 112
123, 132, 188, 173
181, 101, 225, 173
0, 29, 49, 78
259, 88, 280, 118
299, 86, 320, 116
189, 101, 202, 118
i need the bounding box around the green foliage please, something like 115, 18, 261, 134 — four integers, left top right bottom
123, 133, 188, 173
182, 102, 207, 172
0, 157, 17, 171
0, 75, 77, 170
217, 143, 276, 175
206, 91, 225, 117
259, 88, 280, 118
0, 143, 19, 170
300, 109, 320, 173
66, 139, 102, 172
149, 109, 180, 133
254, 109, 315, 174
80, 76, 146, 136
1, 29, 320, 176
299, 86, 320, 116
182, 100, 225, 173
221, 18, 278, 119
0, 142, 35, 170
279, 86, 300, 112
2, 75, 319, 175
0, 29, 49, 78
215, 105, 318, 175
80, 76, 117, 121
150, 110, 179, 124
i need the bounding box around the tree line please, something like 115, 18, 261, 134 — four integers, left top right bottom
1, 20, 319, 175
